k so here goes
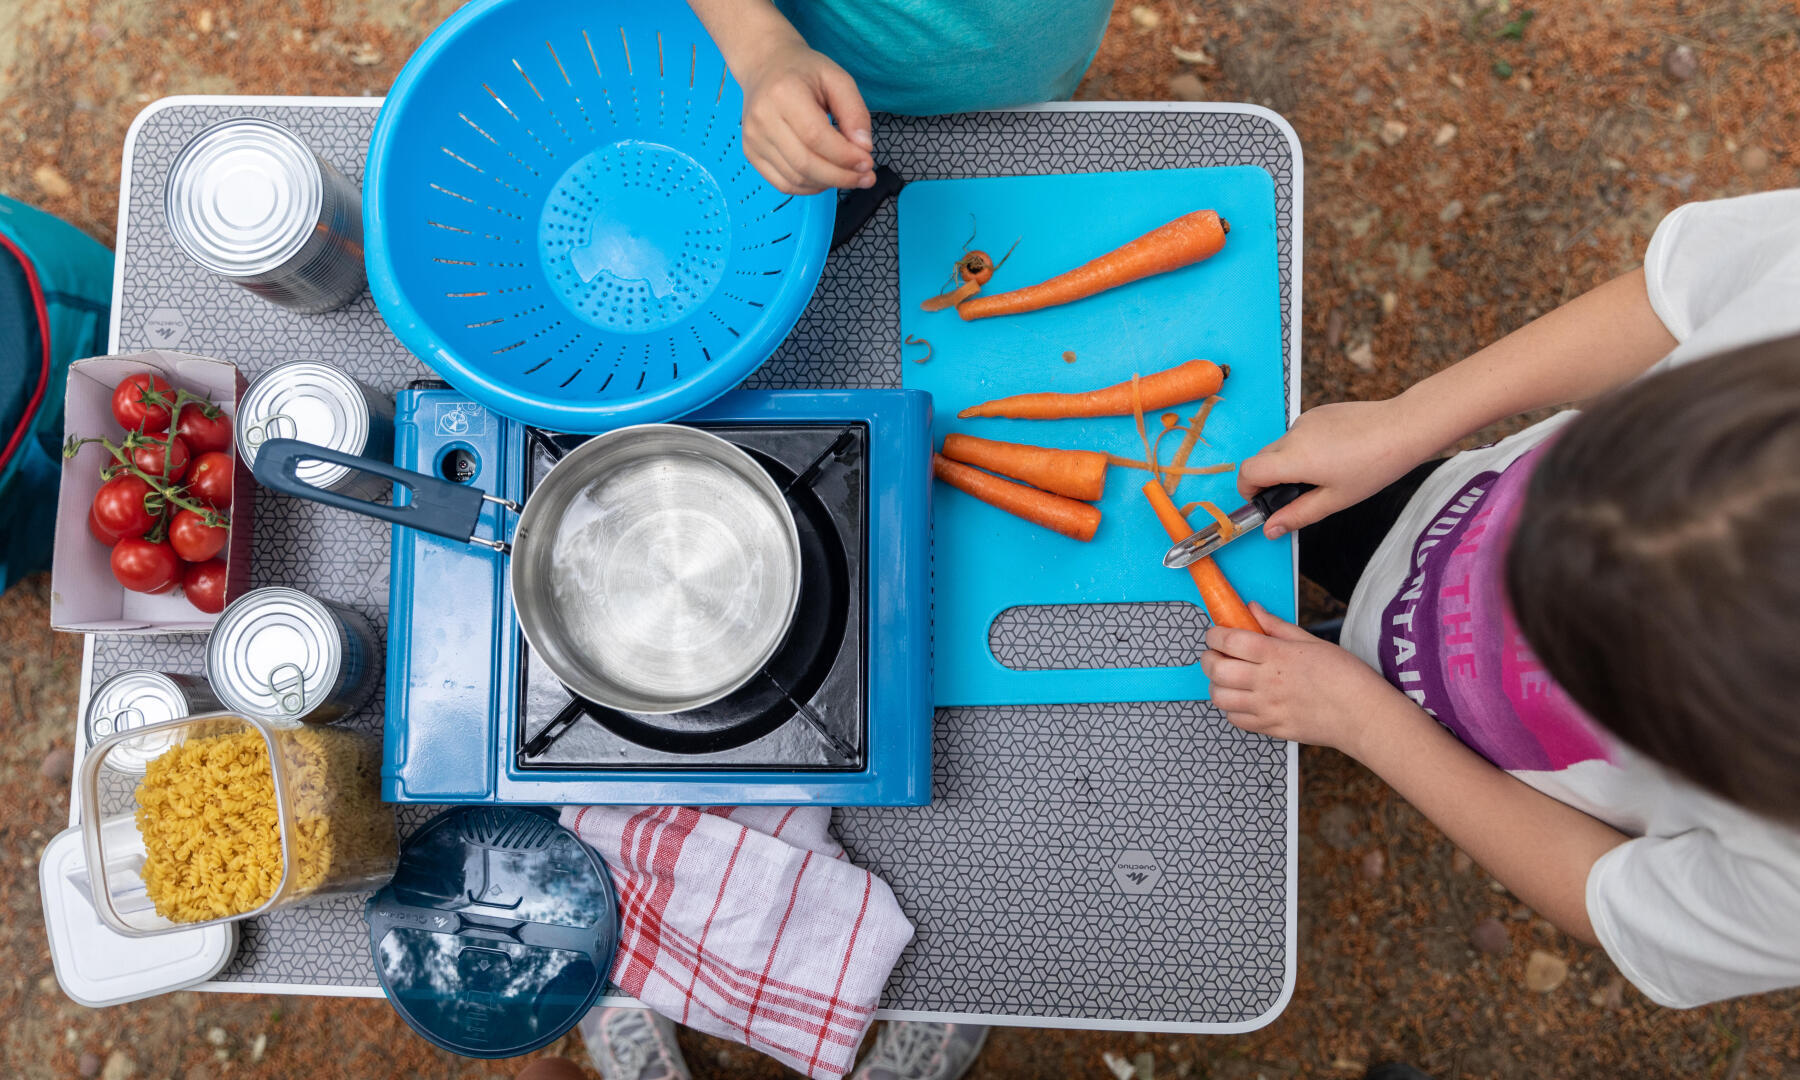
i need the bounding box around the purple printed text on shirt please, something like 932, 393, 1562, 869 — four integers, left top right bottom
1378, 472, 1494, 723
1376, 451, 1611, 772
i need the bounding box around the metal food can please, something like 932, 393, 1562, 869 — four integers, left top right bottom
166, 117, 366, 314
206, 587, 380, 725
83, 671, 223, 773
235, 360, 395, 499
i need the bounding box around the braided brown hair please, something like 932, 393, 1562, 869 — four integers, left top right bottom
1506, 334, 1800, 823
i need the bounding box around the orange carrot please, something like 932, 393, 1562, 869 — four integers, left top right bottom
941, 434, 1107, 501
1189, 556, 1261, 634
1142, 480, 1261, 633
958, 210, 1229, 321
958, 358, 1226, 420
935, 453, 1102, 542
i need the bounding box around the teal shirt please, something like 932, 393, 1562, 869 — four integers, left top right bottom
772, 0, 1113, 116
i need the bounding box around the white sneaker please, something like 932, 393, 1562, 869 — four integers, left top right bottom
851, 1021, 990, 1080
577, 1006, 692, 1080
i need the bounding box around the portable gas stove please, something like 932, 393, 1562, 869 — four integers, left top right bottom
383, 388, 933, 806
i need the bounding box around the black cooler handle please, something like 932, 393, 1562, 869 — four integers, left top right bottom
831, 165, 905, 251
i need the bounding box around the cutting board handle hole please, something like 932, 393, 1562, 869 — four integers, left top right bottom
987, 601, 1210, 672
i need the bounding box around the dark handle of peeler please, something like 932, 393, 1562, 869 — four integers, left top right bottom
831, 164, 904, 251
253, 437, 505, 550
1250, 482, 1315, 520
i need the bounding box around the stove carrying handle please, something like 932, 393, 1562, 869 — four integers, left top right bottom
253, 437, 515, 553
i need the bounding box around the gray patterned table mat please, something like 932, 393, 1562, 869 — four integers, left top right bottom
84, 97, 1296, 1029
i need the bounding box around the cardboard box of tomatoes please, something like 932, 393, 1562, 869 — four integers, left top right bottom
50, 351, 253, 633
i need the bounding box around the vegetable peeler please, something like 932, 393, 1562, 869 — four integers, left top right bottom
1162, 483, 1314, 569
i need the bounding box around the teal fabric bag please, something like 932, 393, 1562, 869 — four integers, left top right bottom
773, 0, 1112, 115
0, 194, 113, 591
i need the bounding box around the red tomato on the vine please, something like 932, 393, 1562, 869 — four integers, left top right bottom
168, 509, 228, 563
186, 451, 234, 508
88, 507, 124, 546
111, 374, 175, 433
91, 474, 159, 539
182, 558, 229, 614
175, 403, 233, 455
130, 434, 190, 483
111, 537, 182, 594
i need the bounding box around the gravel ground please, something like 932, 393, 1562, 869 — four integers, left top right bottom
4, 1, 1799, 1078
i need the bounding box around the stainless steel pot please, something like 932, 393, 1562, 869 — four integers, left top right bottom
253, 425, 801, 714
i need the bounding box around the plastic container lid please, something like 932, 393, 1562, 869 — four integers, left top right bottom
365, 807, 619, 1059
39, 824, 237, 1007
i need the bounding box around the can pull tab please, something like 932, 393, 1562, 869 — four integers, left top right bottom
94, 705, 143, 738
244, 412, 299, 450
267, 663, 308, 716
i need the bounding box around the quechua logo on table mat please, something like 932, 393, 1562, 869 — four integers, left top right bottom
1111, 849, 1162, 894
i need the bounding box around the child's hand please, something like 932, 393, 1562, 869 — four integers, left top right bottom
1200, 603, 1412, 756
1238, 397, 1440, 537
736, 37, 875, 195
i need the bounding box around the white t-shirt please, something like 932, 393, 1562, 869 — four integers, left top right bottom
1341, 189, 1800, 1008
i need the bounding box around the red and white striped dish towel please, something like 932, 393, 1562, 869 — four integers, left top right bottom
560, 805, 914, 1079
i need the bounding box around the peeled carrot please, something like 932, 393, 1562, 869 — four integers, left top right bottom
958, 358, 1227, 420
935, 453, 1101, 542
942, 434, 1108, 501
1142, 480, 1262, 633
1189, 557, 1261, 634
958, 210, 1228, 321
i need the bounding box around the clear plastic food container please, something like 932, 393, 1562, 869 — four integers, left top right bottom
77, 712, 398, 937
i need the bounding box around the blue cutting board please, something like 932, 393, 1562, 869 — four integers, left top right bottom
899, 167, 1292, 707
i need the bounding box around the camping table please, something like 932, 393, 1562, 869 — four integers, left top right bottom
71, 95, 1301, 1033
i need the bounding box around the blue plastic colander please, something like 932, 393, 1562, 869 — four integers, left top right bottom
365, 0, 833, 432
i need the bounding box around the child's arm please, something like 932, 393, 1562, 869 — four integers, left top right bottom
687, 0, 875, 195
1202, 607, 1629, 942
1244, 268, 1678, 537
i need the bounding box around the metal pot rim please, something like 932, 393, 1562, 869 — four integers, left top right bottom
509, 423, 803, 715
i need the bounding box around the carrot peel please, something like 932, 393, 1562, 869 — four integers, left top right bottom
1108, 455, 1234, 477
1163, 395, 1221, 495
1195, 500, 1237, 541
922, 280, 980, 312
1131, 373, 1157, 487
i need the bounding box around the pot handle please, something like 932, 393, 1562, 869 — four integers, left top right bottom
253, 437, 502, 548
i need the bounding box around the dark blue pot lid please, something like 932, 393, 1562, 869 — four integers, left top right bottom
366, 806, 620, 1059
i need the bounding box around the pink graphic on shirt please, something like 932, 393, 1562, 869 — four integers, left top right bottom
1377, 446, 1613, 773
1498, 608, 1611, 767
